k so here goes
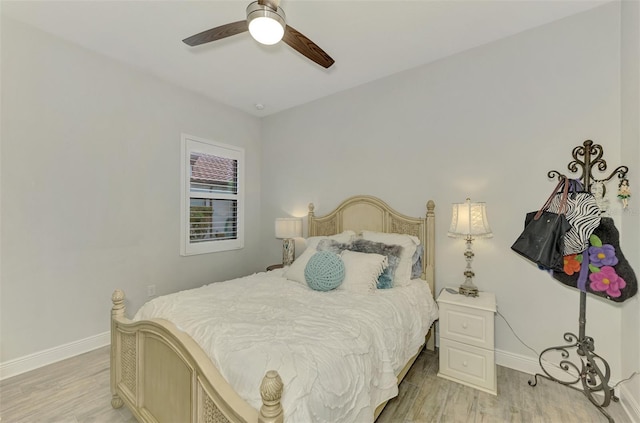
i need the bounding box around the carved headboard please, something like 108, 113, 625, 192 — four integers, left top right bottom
307, 195, 436, 296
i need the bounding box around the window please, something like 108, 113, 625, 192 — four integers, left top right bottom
180, 134, 244, 255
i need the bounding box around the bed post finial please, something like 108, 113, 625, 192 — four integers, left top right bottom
258, 370, 284, 423
426, 200, 435, 217
112, 289, 125, 317
308, 202, 315, 216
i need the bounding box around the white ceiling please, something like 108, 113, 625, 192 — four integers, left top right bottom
1, 0, 612, 117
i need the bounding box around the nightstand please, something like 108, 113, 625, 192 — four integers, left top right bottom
437, 288, 497, 395
266, 264, 283, 271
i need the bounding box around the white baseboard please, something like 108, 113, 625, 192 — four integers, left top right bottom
0, 331, 109, 380
496, 348, 541, 376
620, 385, 640, 423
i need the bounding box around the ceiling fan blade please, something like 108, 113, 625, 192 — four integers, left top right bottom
283, 25, 335, 69
183, 21, 248, 46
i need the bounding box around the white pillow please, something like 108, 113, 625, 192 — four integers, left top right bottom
338, 250, 388, 293
360, 231, 419, 286
283, 247, 317, 284
303, 230, 356, 252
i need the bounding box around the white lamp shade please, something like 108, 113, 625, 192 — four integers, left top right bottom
275, 218, 302, 239
448, 199, 492, 238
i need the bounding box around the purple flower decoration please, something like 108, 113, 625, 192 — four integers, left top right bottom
588, 244, 618, 267
590, 266, 626, 297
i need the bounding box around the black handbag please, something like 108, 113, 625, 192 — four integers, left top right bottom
511, 178, 572, 270
551, 217, 637, 302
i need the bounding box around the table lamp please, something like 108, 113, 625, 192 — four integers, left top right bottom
448, 198, 492, 297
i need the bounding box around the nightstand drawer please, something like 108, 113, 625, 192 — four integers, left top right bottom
439, 303, 494, 349
438, 338, 496, 394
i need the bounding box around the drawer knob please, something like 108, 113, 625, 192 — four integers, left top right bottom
463, 360, 468, 367
462, 322, 468, 329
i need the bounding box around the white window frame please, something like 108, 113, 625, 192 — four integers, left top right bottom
180, 134, 245, 256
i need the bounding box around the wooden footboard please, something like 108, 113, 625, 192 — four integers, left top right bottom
110, 289, 283, 423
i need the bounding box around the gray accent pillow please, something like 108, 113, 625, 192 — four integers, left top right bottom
412, 245, 424, 279
349, 238, 403, 289
316, 239, 351, 254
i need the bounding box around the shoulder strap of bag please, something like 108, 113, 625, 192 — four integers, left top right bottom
535, 176, 569, 219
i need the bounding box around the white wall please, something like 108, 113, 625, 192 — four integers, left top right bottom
620, 0, 640, 419
0, 17, 263, 363
261, 2, 635, 386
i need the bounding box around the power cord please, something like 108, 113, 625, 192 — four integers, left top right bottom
496, 309, 640, 387
612, 371, 640, 389
496, 309, 539, 357
497, 309, 578, 378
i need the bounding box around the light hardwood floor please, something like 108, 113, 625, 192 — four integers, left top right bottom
0, 346, 632, 423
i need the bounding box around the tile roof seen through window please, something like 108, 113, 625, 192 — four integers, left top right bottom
190, 153, 237, 185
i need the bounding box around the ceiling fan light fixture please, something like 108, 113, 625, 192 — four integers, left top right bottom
246, 1, 286, 45
183, 0, 334, 68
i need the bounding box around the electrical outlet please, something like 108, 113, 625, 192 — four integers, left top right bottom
147, 284, 156, 297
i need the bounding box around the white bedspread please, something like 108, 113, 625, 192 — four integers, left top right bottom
134, 270, 438, 423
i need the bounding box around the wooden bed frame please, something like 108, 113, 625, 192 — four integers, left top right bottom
110, 195, 436, 423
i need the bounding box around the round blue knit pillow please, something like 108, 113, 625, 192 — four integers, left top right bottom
304, 251, 345, 291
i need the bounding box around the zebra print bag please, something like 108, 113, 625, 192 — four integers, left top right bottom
547, 179, 600, 256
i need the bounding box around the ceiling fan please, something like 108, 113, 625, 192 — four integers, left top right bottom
182, 0, 335, 69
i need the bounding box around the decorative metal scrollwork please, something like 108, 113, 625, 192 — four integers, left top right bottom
530, 140, 628, 423
528, 331, 617, 422
547, 140, 628, 188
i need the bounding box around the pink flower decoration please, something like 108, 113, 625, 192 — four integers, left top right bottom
588, 244, 618, 267
589, 266, 626, 298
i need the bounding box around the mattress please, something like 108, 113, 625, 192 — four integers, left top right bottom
134, 269, 438, 423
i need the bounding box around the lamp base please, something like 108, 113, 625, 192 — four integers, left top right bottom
282, 238, 295, 266
459, 284, 479, 297
458, 236, 479, 297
